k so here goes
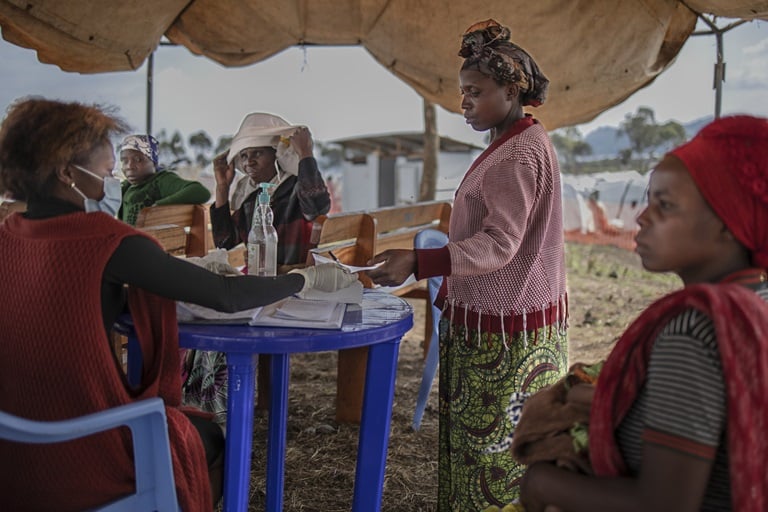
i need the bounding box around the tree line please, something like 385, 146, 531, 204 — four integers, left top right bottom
551, 106, 687, 174
153, 130, 344, 171
155, 106, 686, 177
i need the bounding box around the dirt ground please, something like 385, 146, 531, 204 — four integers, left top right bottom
242, 242, 680, 512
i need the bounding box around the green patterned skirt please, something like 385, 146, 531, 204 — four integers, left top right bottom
437, 318, 567, 511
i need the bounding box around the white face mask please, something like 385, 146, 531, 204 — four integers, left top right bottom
70, 164, 122, 216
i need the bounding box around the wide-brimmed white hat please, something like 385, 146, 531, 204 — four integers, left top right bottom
226, 112, 301, 176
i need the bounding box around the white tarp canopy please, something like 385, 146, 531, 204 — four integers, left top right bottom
0, 1, 766, 129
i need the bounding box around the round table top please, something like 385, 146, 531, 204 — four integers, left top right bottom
170, 290, 414, 354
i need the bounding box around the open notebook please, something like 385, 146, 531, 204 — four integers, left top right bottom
176, 281, 362, 326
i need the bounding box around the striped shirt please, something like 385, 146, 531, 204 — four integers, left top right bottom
616, 282, 768, 511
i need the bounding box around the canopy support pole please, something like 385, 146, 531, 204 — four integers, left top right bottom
146, 51, 154, 135
691, 15, 747, 119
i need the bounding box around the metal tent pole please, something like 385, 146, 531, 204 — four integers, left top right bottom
692, 15, 747, 119
146, 51, 154, 135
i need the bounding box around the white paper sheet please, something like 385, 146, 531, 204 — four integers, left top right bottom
312, 253, 384, 273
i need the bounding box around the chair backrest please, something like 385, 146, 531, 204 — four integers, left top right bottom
414, 228, 449, 304
0, 398, 179, 512
307, 212, 377, 287
368, 200, 451, 256
135, 204, 212, 257
411, 228, 449, 430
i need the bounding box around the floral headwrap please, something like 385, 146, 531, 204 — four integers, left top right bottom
119, 134, 160, 168
459, 19, 549, 107
669, 115, 768, 268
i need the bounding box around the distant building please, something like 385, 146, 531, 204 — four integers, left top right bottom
330, 132, 482, 212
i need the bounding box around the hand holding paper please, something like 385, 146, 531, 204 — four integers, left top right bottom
313, 253, 384, 273
365, 249, 417, 287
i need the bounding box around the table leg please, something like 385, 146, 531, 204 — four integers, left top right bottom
265, 353, 289, 511
352, 338, 401, 511
223, 352, 257, 512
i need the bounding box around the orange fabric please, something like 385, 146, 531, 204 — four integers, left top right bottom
0, 212, 210, 511
589, 283, 768, 511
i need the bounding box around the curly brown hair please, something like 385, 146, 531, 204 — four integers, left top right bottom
0, 97, 130, 201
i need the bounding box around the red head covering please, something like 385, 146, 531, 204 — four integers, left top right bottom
669, 115, 768, 268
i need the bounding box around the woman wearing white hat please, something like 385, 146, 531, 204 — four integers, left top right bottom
210, 113, 330, 270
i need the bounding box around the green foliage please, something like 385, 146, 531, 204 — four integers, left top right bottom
618, 107, 687, 172
188, 130, 213, 166
214, 135, 233, 156
551, 126, 592, 173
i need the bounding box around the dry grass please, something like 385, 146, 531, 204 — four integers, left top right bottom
238, 242, 680, 511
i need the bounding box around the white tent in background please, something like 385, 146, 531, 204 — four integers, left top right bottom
561, 171, 649, 234
561, 181, 592, 234
590, 171, 649, 230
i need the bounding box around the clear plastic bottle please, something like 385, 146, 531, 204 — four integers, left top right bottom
247, 183, 278, 276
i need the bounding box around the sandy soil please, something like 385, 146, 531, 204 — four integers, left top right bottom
241, 242, 680, 511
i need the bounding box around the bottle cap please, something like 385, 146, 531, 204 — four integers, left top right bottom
258, 182, 276, 205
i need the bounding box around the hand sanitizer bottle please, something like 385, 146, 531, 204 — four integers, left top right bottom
247, 183, 278, 276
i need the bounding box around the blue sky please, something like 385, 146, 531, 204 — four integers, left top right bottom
0, 19, 765, 147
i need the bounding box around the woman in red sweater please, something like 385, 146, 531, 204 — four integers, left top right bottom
0, 97, 354, 511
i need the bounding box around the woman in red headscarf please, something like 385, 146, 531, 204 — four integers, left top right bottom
519, 115, 768, 512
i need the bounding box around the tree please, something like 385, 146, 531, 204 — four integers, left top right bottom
188, 130, 213, 166
316, 140, 344, 169
550, 127, 592, 173
214, 135, 233, 156
155, 129, 189, 167
618, 107, 686, 172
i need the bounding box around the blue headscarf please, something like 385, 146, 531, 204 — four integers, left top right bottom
120, 134, 160, 168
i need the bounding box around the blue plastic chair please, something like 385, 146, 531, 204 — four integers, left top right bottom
0, 397, 180, 512
412, 228, 449, 430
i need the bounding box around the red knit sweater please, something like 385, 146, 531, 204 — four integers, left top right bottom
0, 212, 210, 511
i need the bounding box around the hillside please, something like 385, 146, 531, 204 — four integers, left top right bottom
582, 115, 714, 160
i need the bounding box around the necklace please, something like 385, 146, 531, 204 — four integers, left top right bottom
720, 268, 768, 285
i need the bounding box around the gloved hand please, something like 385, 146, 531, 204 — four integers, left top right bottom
289, 263, 358, 294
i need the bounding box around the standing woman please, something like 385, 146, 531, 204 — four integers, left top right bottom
367, 19, 568, 509
0, 97, 354, 511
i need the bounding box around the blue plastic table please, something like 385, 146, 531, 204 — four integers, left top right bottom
120, 290, 412, 512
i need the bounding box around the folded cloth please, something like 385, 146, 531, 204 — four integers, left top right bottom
511, 365, 594, 475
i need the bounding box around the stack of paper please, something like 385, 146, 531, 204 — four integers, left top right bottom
250, 297, 346, 329
176, 302, 261, 324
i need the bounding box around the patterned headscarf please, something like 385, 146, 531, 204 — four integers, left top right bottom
119, 134, 160, 169
669, 115, 768, 269
459, 19, 549, 107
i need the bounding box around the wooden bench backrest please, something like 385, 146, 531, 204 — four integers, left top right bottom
135, 204, 212, 257
308, 212, 377, 287
368, 200, 451, 254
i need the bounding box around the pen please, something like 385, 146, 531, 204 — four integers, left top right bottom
328, 251, 351, 273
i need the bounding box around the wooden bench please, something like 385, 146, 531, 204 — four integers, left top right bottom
307, 200, 451, 423
135, 204, 213, 257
